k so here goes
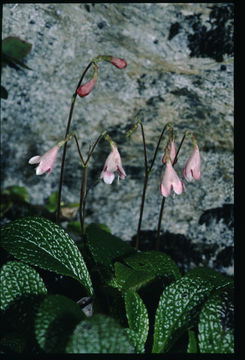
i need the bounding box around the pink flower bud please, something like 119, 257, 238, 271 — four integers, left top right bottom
110, 57, 127, 69
160, 160, 184, 197
162, 140, 177, 164
28, 145, 59, 176
183, 144, 201, 182
77, 78, 97, 97
100, 144, 126, 184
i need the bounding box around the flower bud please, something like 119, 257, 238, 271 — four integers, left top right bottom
110, 57, 127, 69
77, 78, 97, 97
77, 63, 98, 97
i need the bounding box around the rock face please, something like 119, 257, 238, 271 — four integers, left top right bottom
1, 3, 234, 274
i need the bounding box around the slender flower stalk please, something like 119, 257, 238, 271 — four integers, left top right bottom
56, 56, 126, 224
56, 61, 93, 224
75, 131, 106, 238
135, 120, 169, 250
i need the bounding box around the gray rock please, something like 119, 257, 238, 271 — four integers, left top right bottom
1, 3, 234, 274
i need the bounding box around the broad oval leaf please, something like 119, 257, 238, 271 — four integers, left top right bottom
198, 289, 234, 353
124, 250, 181, 282
35, 294, 84, 353
124, 290, 149, 353
0, 216, 93, 295
114, 261, 155, 292
152, 276, 214, 353
185, 266, 233, 291
66, 313, 134, 353
0, 261, 47, 311
2, 36, 32, 59
86, 223, 135, 272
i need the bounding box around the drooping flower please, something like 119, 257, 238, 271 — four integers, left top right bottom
110, 56, 127, 69
162, 140, 177, 164
77, 63, 98, 97
160, 160, 184, 197
100, 144, 126, 184
183, 144, 201, 182
28, 145, 60, 176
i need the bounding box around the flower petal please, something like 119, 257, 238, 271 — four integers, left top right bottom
28, 156, 41, 164
103, 171, 115, 184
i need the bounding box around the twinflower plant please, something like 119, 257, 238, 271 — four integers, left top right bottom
0, 56, 234, 355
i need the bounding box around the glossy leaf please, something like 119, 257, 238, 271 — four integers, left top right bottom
0, 216, 93, 295
66, 313, 134, 353
152, 276, 213, 353
86, 223, 135, 272
124, 290, 149, 353
2, 37, 32, 60
124, 250, 181, 282
185, 266, 233, 291
114, 261, 155, 291
198, 289, 234, 353
0, 261, 47, 311
35, 294, 84, 353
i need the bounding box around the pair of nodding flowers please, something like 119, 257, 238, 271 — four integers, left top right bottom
28, 139, 126, 184
160, 139, 201, 197
28, 138, 201, 193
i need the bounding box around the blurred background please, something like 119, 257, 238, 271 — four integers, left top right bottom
1, 3, 233, 275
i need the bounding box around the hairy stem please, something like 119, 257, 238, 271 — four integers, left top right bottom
56, 61, 93, 224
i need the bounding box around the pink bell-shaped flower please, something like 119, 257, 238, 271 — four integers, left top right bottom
162, 140, 177, 164
183, 144, 201, 182
160, 160, 184, 197
100, 144, 126, 184
29, 145, 60, 176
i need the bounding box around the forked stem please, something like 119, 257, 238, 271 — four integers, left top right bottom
56, 61, 93, 224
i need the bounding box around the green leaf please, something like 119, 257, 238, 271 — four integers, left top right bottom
114, 261, 155, 291
198, 289, 234, 353
187, 329, 198, 353
152, 276, 214, 353
0, 261, 47, 311
1, 53, 32, 70
1, 85, 8, 99
124, 250, 181, 282
86, 223, 135, 272
44, 191, 58, 213
0, 216, 93, 295
2, 37, 32, 60
35, 294, 84, 353
67, 220, 82, 235
185, 266, 233, 291
124, 290, 149, 353
0, 195, 13, 217
0, 332, 26, 353
66, 313, 134, 353
2, 185, 29, 203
